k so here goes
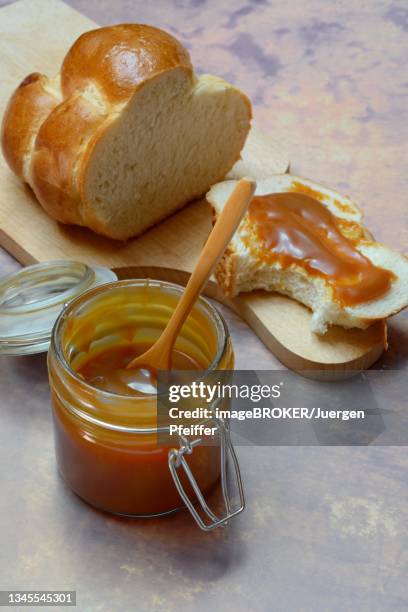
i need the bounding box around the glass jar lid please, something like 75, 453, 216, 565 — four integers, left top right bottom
0, 260, 117, 355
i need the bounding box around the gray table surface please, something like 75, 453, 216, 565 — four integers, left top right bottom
0, 1, 407, 611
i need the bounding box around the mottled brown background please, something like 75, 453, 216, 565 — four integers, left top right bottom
0, 1, 407, 611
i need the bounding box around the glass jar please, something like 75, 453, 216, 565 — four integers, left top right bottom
48, 279, 244, 530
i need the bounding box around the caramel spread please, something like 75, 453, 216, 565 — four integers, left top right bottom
77, 343, 203, 395
248, 192, 394, 306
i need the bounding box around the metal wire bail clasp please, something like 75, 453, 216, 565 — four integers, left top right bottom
168, 419, 245, 531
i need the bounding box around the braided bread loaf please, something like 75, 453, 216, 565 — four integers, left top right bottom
1, 24, 251, 239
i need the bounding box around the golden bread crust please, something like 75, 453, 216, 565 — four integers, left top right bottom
31, 93, 107, 224
215, 246, 238, 297
1, 24, 196, 233
1, 73, 59, 179
61, 24, 193, 104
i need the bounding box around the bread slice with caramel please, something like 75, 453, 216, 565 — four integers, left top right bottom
207, 175, 408, 334
1, 24, 251, 240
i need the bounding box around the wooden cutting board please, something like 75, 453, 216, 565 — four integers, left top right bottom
0, 0, 385, 377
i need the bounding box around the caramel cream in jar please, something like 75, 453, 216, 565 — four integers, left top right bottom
48, 279, 234, 517
248, 191, 394, 306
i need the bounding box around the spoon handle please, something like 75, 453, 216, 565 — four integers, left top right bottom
158, 178, 256, 352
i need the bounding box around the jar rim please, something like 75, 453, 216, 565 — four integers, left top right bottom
50, 278, 230, 415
